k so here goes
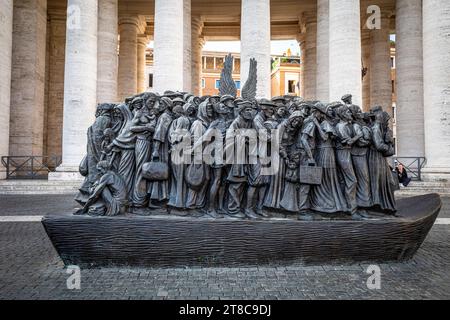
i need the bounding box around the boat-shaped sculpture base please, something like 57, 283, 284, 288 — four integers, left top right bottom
42, 194, 441, 268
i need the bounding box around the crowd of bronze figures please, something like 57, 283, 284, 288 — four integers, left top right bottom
74, 91, 397, 219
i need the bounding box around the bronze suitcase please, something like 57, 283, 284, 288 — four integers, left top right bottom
299, 165, 323, 185
142, 161, 169, 181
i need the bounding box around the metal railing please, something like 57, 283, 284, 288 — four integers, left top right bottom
1, 155, 426, 181
392, 157, 427, 181
1, 156, 62, 180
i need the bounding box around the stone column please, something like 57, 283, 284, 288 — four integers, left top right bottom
9, 0, 47, 156
0, 0, 13, 179
329, 0, 362, 106
395, 0, 424, 158
50, 0, 98, 180
118, 16, 139, 100
361, 32, 371, 112
137, 35, 149, 93
370, 14, 392, 115
46, 13, 66, 159
97, 0, 118, 103
241, 0, 271, 99
303, 13, 317, 100
191, 16, 205, 96
298, 37, 306, 98
153, 0, 186, 93
422, 0, 450, 180
316, 0, 329, 102
43, 21, 50, 158
183, 0, 192, 93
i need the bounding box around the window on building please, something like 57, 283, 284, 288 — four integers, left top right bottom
392, 80, 395, 94
215, 79, 220, 89
216, 57, 224, 70
235, 80, 241, 90
391, 57, 395, 68
201, 78, 205, 88
288, 80, 296, 94
206, 57, 215, 69
149, 74, 153, 88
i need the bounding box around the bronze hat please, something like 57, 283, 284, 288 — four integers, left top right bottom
370, 105, 383, 115
172, 97, 185, 105
159, 96, 173, 108
131, 97, 144, 105
209, 94, 221, 101
341, 94, 352, 102
220, 94, 235, 103
271, 96, 286, 103
237, 100, 257, 112
258, 99, 277, 109
163, 90, 184, 99
97, 103, 114, 111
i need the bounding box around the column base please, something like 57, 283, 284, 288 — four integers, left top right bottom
421, 167, 450, 183
48, 165, 83, 182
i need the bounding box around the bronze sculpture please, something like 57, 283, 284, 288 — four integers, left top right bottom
41, 54, 441, 268
74, 55, 400, 219
75, 160, 128, 216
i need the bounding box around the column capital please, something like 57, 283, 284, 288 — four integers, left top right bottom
192, 15, 204, 27
137, 34, 150, 46
137, 15, 148, 34
301, 11, 317, 25
303, 12, 317, 38
119, 16, 140, 26
199, 35, 205, 47
297, 15, 306, 34
119, 15, 146, 33
191, 16, 204, 39
296, 33, 305, 45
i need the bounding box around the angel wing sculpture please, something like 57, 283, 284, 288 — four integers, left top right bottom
241, 58, 257, 101
219, 53, 237, 97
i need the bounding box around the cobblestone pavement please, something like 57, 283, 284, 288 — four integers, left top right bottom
0, 194, 449, 300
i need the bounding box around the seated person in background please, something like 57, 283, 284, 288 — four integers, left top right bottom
396, 163, 412, 187
389, 164, 400, 191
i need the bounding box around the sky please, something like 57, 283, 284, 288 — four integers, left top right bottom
148, 39, 301, 56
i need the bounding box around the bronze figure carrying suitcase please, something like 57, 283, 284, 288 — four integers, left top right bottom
299, 165, 323, 185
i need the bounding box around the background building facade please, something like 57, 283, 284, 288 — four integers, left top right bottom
145, 49, 301, 97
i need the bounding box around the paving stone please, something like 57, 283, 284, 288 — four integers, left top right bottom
0, 195, 450, 299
